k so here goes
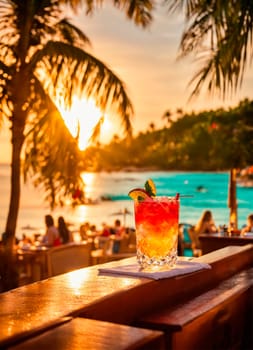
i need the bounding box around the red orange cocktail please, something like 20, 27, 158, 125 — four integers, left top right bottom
134, 196, 179, 268
129, 179, 179, 268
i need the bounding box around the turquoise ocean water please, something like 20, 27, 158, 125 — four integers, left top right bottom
1, 163, 253, 240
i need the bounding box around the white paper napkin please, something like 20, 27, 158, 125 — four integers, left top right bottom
98, 260, 211, 280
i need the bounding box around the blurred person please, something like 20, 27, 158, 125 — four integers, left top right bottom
241, 214, 253, 235
100, 222, 111, 237
112, 219, 125, 253
195, 210, 218, 235
42, 215, 60, 247
58, 216, 71, 244
189, 210, 218, 255
79, 222, 90, 240
89, 224, 97, 236
18, 234, 33, 249
96, 222, 111, 250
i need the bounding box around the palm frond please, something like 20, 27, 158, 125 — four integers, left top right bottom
167, 0, 253, 98
118, 0, 154, 28
23, 85, 85, 208
0, 60, 12, 122
88, 115, 104, 143
0, 43, 17, 65
188, 40, 242, 100
188, 51, 223, 99
30, 40, 133, 135
0, 3, 19, 46
0, 59, 10, 73
61, 0, 154, 28
165, 0, 198, 17
55, 18, 91, 47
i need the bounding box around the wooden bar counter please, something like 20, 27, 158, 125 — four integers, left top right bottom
8, 317, 166, 350
1, 244, 253, 349
199, 232, 253, 254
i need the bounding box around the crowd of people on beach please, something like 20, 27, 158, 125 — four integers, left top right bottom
41, 215, 71, 247
194, 210, 253, 236
13, 215, 72, 249
1, 210, 253, 257
6, 208, 251, 259
178, 210, 253, 257
10, 214, 134, 255
78, 218, 133, 253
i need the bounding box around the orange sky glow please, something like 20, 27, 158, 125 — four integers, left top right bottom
0, 4, 252, 163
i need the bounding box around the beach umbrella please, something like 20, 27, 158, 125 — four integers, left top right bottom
110, 208, 132, 227
228, 168, 238, 229
21, 225, 38, 231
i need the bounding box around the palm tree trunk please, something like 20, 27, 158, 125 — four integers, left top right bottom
5, 123, 24, 250
1, 118, 25, 292
5, 66, 27, 250
0, 249, 19, 293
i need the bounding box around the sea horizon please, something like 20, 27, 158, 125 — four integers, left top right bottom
1, 163, 253, 240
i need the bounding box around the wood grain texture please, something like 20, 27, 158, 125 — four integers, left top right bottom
1, 245, 253, 348
9, 317, 166, 350
137, 268, 253, 329
199, 233, 253, 254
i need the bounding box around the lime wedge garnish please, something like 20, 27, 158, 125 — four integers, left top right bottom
128, 188, 150, 201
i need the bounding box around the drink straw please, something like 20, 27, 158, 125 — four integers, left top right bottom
176, 193, 193, 199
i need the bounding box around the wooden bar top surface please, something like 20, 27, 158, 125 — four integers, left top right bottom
1, 245, 253, 347
137, 267, 253, 330
9, 317, 166, 350
0, 257, 143, 346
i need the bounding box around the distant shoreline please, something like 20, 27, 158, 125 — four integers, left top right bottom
0, 162, 231, 173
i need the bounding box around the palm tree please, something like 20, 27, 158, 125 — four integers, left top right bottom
166, 0, 253, 99
162, 110, 172, 126
0, 0, 154, 255
166, 0, 253, 229
148, 122, 155, 131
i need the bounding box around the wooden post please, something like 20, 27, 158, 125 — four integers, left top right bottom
228, 168, 238, 229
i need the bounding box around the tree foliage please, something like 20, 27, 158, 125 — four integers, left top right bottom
165, 0, 253, 98
83, 99, 253, 171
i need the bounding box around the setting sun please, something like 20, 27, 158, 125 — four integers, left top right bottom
58, 97, 111, 150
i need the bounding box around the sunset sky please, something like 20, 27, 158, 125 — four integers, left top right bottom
1, 3, 253, 163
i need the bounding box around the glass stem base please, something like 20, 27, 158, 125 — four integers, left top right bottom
137, 248, 177, 269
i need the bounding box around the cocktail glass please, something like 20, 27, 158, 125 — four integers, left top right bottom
134, 196, 179, 268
